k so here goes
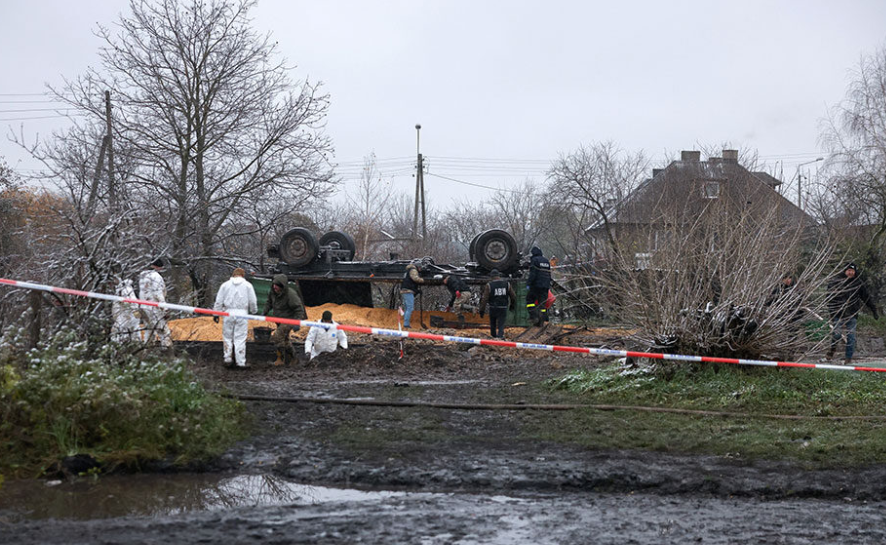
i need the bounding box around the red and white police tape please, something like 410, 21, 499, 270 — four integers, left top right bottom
1, 276, 884, 374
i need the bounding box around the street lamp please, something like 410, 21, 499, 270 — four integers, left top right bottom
796, 157, 823, 210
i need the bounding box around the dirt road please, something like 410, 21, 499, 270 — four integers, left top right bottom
3, 336, 886, 544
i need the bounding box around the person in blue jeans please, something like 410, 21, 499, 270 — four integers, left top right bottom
826, 262, 879, 364
400, 262, 427, 328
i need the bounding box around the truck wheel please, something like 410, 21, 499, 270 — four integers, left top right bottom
475, 229, 518, 272
469, 232, 481, 261
279, 228, 319, 267
319, 231, 357, 260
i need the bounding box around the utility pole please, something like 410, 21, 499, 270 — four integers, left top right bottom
87, 91, 115, 214
87, 136, 109, 214
412, 124, 427, 243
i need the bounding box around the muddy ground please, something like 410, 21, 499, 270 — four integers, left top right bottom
4, 331, 886, 544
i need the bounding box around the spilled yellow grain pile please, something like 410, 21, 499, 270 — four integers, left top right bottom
168, 304, 486, 342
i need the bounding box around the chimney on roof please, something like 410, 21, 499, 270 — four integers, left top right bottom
652, 168, 663, 177
681, 150, 701, 162
722, 149, 739, 163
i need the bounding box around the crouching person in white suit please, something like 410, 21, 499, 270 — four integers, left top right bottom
213, 268, 258, 368
305, 310, 348, 361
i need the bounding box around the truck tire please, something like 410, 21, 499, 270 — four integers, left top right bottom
279, 227, 319, 267
319, 231, 357, 260
469, 232, 481, 261
474, 229, 518, 272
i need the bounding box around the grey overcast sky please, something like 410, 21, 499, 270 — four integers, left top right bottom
2, 0, 885, 207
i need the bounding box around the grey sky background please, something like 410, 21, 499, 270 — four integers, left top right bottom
2, 0, 885, 208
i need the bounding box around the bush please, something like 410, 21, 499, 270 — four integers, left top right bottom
0, 327, 246, 478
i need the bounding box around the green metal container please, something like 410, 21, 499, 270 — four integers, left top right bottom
507, 281, 531, 327
247, 276, 272, 308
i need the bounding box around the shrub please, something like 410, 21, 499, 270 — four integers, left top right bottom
0, 327, 246, 477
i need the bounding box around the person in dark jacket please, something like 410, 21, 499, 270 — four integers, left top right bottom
399, 262, 426, 328
767, 273, 795, 303
765, 273, 802, 319
525, 246, 552, 326
479, 269, 516, 338
443, 275, 471, 325
826, 263, 879, 364
263, 274, 307, 365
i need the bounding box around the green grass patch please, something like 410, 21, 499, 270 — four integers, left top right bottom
540, 360, 886, 466
0, 328, 247, 478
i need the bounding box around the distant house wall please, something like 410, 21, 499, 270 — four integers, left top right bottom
587, 150, 815, 264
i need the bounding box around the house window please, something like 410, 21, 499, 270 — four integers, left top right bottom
703, 181, 720, 199
653, 230, 673, 251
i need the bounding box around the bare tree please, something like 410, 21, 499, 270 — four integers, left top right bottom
534, 201, 597, 263
547, 142, 649, 259
594, 193, 838, 360
344, 153, 395, 260
821, 45, 886, 253
46, 0, 334, 306
443, 199, 498, 259
487, 179, 555, 254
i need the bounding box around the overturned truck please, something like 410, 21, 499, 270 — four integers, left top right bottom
258, 228, 528, 319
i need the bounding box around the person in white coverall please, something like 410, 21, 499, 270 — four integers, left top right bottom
139, 258, 172, 348
305, 310, 348, 361
213, 268, 258, 367
112, 278, 141, 342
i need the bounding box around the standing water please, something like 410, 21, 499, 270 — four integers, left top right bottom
0, 474, 404, 521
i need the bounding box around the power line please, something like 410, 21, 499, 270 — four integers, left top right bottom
0, 114, 86, 121
333, 155, 414, 166
758, 152, 826, 161
431, 155, 550, 164
425, 172, 532, 195
0, 108, 80, 113
425, 165, 548, 174
0, 100, 70, 104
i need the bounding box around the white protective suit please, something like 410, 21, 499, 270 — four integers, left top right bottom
305, 321, 348, 360
139, 268, 172, 347
111, 279, 141, 342
213, 276, 258, 366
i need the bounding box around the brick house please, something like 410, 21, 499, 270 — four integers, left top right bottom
586, 149, 814, 267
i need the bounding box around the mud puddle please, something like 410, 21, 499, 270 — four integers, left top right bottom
0, 474, 406, 521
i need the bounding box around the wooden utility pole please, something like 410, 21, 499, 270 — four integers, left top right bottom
412, 124, 427, 244
86, 136, 109, 214
85, 91, 115, 214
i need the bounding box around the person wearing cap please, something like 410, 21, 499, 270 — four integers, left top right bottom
526, 247, 552, 326
138, 258, 172, 348
479, 269, 516, 338
399, 261, 427, 329
305, 310, 348, 361
213, 268, 258, 368
263, 273, 308, 365
826, 262, 879, 364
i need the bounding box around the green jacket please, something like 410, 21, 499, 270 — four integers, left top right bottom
263, 274, 307, 319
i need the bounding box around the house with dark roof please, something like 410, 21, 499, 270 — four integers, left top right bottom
586, 149, 814, 267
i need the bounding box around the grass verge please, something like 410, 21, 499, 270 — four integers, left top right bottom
0, 328, 247, 479
540, 360, 886, 466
